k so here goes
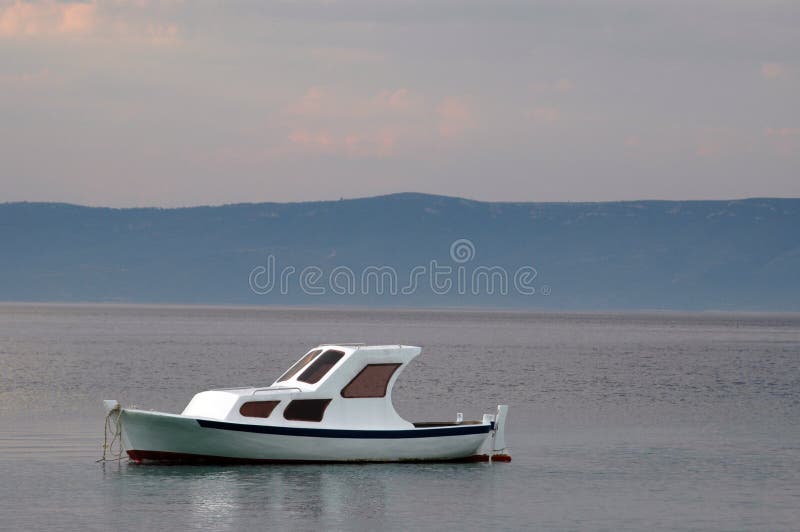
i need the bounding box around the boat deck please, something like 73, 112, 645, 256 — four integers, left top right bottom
412, 421, 483, 427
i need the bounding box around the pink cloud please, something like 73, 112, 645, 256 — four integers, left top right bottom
437, 97, 475, 138
60, 2, 94, 34
343, 131, 395, 157
285, 87, 421, 120
0, 0, 96, 37
373, 88, 418, 113
554, 78, 574, 92
694, 128, 751, 158
695, 143, 718, 158
145, 22, 178, 46
282, 87, 419, 158
761, 62, 787, 79
283, 88, 473, 156
0, 1, 180, 45
764, 127, 800, 155
287, 129, 396, 158
695, 133, 727, 158
765, 127, 800, 137
285, 87, 328, 117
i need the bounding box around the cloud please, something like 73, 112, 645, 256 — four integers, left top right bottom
694, 128, 751, 158
765, 127, 800, 138
285, 86, 422, 119
281, 88, 474, 156
526, 79, 571, 127
285, 86, 328, 117
0, 0, 180, 45
437, 96, 474, 137
764, 127, 800, 155
695, 133, 726, 158
282, 87, 428, 158
695, 127, 797, 160
761, 62, 787, 79
144, 22, 178, 46
286, 129, 396, 158
60, 1, 94, 33
373, 88, 418, 113
0, 0, 96, 37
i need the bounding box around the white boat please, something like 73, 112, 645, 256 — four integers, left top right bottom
102, 344, 510, 464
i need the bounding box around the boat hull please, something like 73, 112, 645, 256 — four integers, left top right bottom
119, 409, 495, 463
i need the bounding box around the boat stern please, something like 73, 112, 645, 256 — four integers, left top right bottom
473, 405, 511, 462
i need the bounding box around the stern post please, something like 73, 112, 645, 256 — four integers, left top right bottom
491, 405, 511, 462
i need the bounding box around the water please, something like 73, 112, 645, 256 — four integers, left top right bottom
1, 304, 798, 531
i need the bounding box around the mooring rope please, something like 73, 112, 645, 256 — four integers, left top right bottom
97, 404, 125, 463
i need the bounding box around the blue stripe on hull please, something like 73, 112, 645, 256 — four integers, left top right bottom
196, 419, 493, 439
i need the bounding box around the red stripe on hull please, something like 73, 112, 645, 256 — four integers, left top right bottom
127, 450, 511, 465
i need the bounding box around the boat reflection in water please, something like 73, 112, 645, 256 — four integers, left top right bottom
104, 461, 503, 529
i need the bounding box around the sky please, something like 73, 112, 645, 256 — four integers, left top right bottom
0, 0, 798, 207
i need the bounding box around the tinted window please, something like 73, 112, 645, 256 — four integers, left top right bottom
277, 350, 322, 382
239, 401, 280, 418
283, 399, 332, 422
341, 363, 401, 398
297, 350, 345, 384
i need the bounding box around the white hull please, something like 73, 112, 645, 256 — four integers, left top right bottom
119, 409, 501, 463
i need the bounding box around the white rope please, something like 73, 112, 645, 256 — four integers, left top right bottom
97, 405, 125, 463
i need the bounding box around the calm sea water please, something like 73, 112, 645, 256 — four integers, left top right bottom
0, 304, 798, 531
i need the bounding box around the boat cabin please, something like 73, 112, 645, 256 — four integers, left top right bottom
181, 344, 421, 429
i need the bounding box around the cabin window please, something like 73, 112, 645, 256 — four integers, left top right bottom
283, 399, 332, 422
277, 349, 322, 382
297, 350, 345, 384
341, 363, 401, 398
239, 400, 280, 418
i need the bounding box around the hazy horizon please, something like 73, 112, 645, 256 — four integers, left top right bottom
4, 190, 800, 210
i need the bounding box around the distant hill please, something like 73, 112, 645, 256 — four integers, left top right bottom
1, 193, 799, 310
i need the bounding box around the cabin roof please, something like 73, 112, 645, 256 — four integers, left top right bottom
184, 344, 423, 428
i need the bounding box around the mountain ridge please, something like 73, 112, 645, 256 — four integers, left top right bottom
1, 193, 798, 310
3, 192, 798, 210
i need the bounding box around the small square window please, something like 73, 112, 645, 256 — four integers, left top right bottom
239, 400, 280, 418
283, 399, 332, 422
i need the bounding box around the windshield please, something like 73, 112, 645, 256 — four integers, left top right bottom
297, 350, 345, 384
276, 349, 322, 383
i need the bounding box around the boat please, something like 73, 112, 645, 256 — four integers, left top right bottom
102, 344, 510, 464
